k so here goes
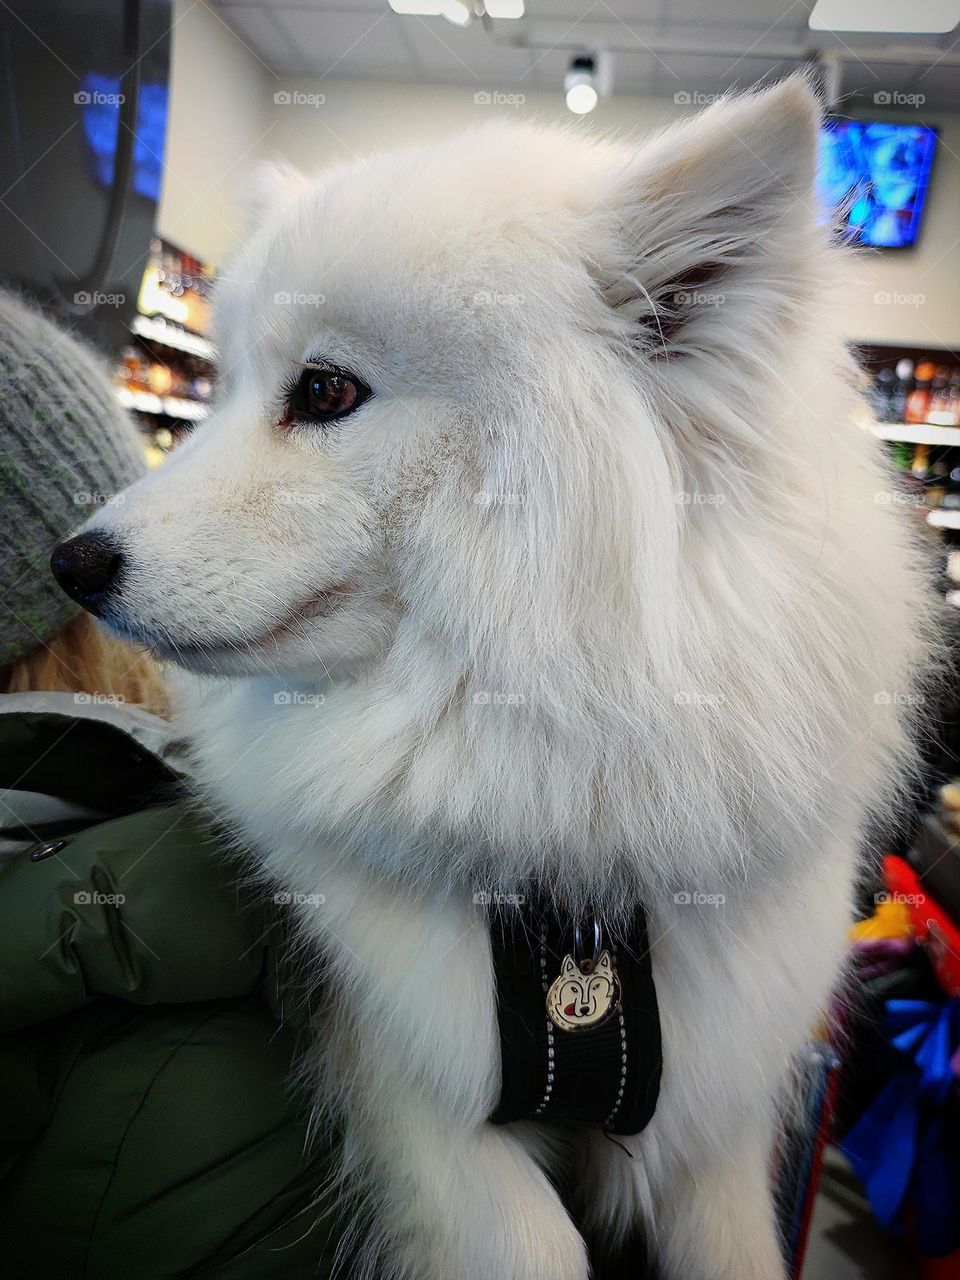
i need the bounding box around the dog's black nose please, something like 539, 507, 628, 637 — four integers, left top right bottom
51, 532, 124, 613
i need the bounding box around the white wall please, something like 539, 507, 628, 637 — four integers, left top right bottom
156, 0, 269, 266
161, 39, 960, 348
840, 111, 960, 348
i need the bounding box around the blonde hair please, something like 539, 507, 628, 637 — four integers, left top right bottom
0, 611, 169, 718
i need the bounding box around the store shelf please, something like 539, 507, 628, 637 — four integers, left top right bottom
116, 387, 163, 414
131, 313, 217, 360
871, 422, 960, 447
928, 509, 960, 530
115, 386, 209, 422
163, 396, 208, 422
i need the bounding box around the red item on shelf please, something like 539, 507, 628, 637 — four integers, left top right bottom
882, 856, 960, 996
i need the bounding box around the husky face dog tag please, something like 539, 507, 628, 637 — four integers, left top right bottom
546, 949, 621, 1032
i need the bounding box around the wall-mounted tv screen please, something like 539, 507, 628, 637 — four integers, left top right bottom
817, 120, 937, 249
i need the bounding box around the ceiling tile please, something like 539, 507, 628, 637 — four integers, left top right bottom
216, 5, 299, 72
210, 1, 960, 111
399, 17, 542, 85
274, 9, 417, 78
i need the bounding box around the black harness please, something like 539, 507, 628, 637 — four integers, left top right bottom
489, 901, 662, 1136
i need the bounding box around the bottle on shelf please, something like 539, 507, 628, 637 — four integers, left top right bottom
911, 442, 931, 477
906, 362, 936, 424
926, 366, 952, 424
890, 358, 914, 423
872, 367, 896, 422
928, 369, 960, 428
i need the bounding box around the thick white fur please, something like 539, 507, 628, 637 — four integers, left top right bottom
79, 77, 933, 1279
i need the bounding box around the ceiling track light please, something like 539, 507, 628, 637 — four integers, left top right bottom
387, 0, 525, 22
564, 53, 611, 115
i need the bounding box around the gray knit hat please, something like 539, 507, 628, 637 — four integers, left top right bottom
0, 291, 145, 667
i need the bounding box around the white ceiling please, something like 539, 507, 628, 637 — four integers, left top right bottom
213, 0, 960, 109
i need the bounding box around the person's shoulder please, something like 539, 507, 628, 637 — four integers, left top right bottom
0, 690, 189, 820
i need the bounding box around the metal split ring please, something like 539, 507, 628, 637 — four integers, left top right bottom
573, 916, 602, 972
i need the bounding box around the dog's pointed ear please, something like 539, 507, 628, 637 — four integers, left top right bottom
592, 75, 823, 356
244, 159, 310, 233
561, 955, 579, 977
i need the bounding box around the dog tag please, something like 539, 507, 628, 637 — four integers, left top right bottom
546, 949, 621, 1032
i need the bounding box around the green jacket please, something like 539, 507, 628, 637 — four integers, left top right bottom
0, 692, 343, 1279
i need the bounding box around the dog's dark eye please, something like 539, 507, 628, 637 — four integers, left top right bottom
280, 366, 371, 427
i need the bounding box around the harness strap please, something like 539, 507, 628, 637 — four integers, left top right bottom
490, 901, 662, 1136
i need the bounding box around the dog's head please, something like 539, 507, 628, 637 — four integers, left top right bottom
53, 77, 825, 687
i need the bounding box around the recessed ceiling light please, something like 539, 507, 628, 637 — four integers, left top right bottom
388, 1, 444, 15
388, 0, 525, 16
809, 0, 959, 33
443, 0, 471, 24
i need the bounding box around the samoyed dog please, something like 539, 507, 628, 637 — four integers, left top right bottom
55, 76, 932, 1279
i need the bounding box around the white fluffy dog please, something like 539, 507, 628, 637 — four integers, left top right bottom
62, 76, 932, 1280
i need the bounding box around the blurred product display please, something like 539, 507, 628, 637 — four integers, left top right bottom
110, 236, 218, 464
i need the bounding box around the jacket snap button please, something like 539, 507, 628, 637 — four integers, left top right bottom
30, 840, 67, 863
